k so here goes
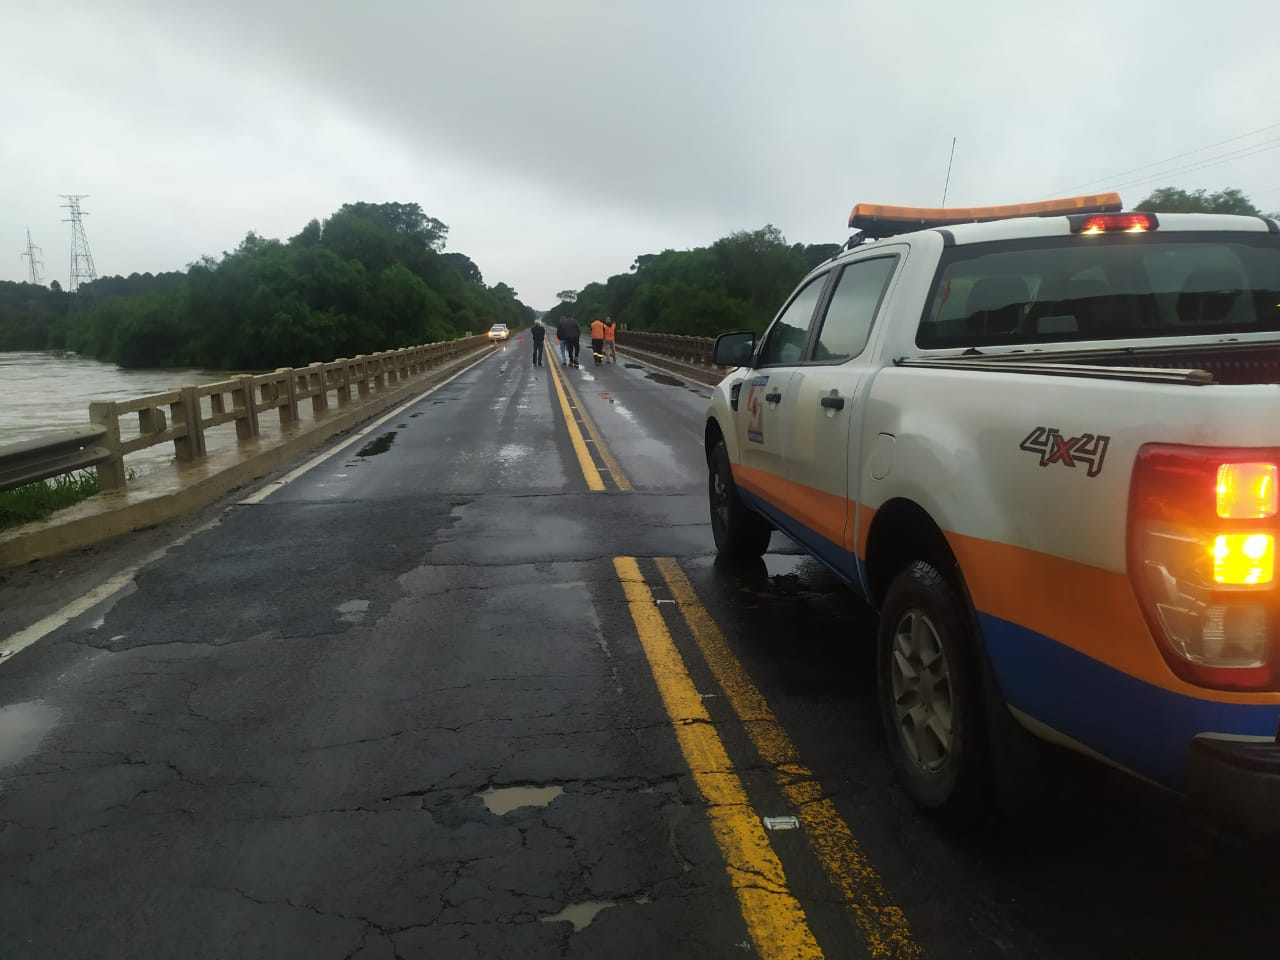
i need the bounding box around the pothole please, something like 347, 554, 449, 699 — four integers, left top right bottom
645, 372, 684, 387
356, 431, 397, 457
478, 784, 564, 815
624, 363, 644, 369
337, 599, 371, 624
0, 700, 60, 769
540, 901, 616, 933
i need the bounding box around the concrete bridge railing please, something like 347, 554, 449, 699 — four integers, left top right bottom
615, 330, 716, 368
0, 336, 488, 496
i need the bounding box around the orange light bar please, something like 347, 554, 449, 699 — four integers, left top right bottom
1217, 463, 1279, 519
848, 192, 1123, 234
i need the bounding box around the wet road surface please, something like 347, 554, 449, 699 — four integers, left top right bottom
2, 341, 1279, 958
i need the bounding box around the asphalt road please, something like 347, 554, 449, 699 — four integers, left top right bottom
2, 339, 1279, 959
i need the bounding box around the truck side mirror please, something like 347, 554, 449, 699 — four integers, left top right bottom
713, 331, 755, 368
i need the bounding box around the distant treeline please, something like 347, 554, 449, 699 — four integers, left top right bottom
0, 202, 533, 369
544, 225, 841, 336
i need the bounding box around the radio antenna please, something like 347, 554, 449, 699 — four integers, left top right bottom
941, 137, 957, 208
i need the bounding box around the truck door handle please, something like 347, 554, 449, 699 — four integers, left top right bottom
820, 394, 845, 411
764, 391, 782, 403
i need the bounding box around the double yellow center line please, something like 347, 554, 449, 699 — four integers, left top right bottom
546, 356, 630, 492
545, 355, 920, 959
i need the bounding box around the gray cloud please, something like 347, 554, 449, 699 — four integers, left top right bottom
5, 0, 1278, 309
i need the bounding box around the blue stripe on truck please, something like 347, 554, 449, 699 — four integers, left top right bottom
979, 613, 1280, 789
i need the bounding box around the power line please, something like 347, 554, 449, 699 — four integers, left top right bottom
1044, 120, 1280, 197
1106, 138, 1280, 193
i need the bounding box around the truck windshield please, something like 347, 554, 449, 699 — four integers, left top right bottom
917, 232, 1280, 350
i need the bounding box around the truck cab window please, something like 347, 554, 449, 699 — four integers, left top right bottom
757, 274, 826, 366
811, 257, 897, 362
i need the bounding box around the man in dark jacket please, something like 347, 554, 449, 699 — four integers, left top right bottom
530, 320, 546, 367
561, 315, 582, 368
554, 316, 570, 365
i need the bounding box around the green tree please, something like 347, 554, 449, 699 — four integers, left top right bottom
1135, 187, 1261, 215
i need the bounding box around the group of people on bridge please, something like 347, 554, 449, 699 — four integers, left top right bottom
529, 316, 617, 369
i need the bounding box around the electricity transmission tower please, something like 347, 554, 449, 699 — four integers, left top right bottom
59, 194, 97, 296
20, 228, 44, 285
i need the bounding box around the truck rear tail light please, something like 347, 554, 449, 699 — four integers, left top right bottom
1213, 534, 1274, 585
1129, 445, 1280, 691
1217, 462, 1277, 518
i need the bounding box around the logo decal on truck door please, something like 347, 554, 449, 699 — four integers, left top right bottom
1019, 427, 1110, 477
746, 375, 769, 444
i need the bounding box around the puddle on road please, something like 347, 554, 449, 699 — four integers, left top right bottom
0, 701, 60, 769
646, 372, 684, 387
540, 901, 616, 933
478, 784, 564, 815
337, 599, 371, 624
624, 363, 644, 370
497, 443, 533, 464
356, 431, 397, 457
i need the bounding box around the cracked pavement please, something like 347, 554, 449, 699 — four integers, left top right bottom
4, 349, 1280, 959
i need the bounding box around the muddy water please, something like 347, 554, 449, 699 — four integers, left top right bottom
0, 351, 238, 476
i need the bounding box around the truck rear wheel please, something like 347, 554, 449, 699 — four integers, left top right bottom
878, 560, 989, 824
708, 440, 772, 560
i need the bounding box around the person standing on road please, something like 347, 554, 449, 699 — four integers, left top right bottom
530, 320, 546, 367
603, 316, 617, 364
590, 317, 606, 367
555, 315, 570, 365
563, 315, 582, 368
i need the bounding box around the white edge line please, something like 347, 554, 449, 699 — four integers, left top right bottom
0, 349, 498, 664
236, 349, 497, 505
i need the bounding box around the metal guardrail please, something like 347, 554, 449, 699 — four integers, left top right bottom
0, 426, 112, 493
0, 335, 489, 495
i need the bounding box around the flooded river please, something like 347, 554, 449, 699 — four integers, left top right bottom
0, 352, 238, 476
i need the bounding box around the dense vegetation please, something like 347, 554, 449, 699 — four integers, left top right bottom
1134, 187, 1262, 216
544, 225, 841, 336
0, 202, 533, 369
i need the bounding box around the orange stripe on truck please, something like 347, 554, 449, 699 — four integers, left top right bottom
946, 530, 1280, 705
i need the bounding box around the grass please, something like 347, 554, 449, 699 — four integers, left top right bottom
0, 470, 102, 530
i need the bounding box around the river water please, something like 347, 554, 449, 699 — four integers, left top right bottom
0, 352, 238, 476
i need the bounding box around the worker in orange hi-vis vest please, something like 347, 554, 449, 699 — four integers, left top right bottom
589, 317, 606, 366
603, 316, 617, 363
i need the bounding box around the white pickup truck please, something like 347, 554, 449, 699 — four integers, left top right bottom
703, 194, 1280, 831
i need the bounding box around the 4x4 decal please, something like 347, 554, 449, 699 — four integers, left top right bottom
1019, 427, 1110, 477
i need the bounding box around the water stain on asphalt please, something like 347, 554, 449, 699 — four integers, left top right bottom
478, 784, 564, 815
646, 372, 684, 387
356, 432, 397, 457
0, 700, 60, 769
625, 363, 644, 370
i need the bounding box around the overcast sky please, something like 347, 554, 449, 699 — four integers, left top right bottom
4, 0, 1278, 310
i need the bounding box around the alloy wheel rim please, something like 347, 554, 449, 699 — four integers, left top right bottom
889, 608, 954, 774
712, 467, 731, 529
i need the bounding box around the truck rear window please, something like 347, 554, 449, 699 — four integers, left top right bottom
916, 233, 1280, 349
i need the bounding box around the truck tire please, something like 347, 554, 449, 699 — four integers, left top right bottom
878, 560, 989, 824
708, 440, 772, 560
